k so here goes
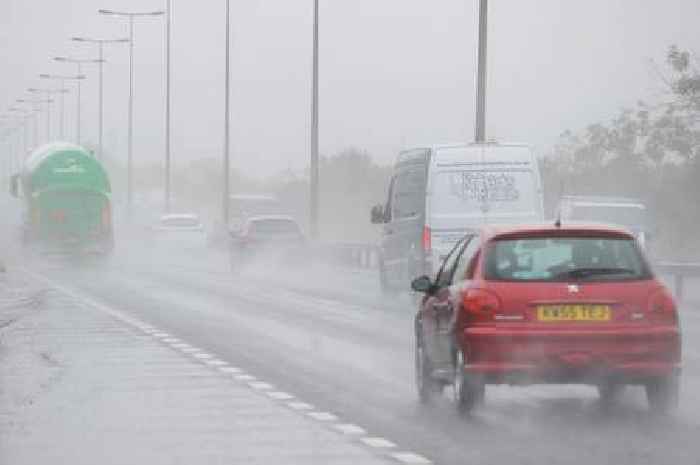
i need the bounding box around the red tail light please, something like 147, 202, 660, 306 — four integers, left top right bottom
461, 288, 501, 323
422, 226, 431, 252
648, 289, 678, 324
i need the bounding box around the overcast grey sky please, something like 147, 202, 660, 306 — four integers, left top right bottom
2, 1, 700, 178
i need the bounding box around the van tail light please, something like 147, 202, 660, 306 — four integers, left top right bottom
461, 288, 500, 324
648, 289, 678, 324
422, 226, 432, 252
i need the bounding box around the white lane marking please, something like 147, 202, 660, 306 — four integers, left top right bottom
334, 424, 366, 435
266, 391, 294, 400
193, 353, 214, 360
162, 338, 179, 343
361, 437, 396, 449
307, 411, 338, 422
390, 452, 432, 464
218, 366, 241, 374
205, 359, 228, 367
248, 381, 274, 390
23, 269, 435, 465
287, 401, 314, 411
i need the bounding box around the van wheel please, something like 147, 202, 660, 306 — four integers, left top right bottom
646, 376, 679, 414
452, 349, 484, 415
379, 261, 395, 295
415, 339, 441, 404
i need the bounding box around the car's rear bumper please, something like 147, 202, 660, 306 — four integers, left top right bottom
459, 325, 681, 384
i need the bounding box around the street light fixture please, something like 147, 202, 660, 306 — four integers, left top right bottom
71, 37, 129, 161
54, 56, 104, 145
98, 8, 165, 216
27, 87, 69, 142
39, 73, 85, 140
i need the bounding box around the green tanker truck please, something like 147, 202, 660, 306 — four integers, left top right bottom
10, 142, 114, 255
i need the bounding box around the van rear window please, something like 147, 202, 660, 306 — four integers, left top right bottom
484, 236, 651, 282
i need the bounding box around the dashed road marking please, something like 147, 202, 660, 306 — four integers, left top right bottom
267, 391, 294, 400
307, 411, 338, 422
390, 452, 432, 464
24, 268, 435, 465
248, 381, 274, 390
335, 423, 367, 435
218, 366, 241, 374
362, 437, 397, 449
205, 359, 228, 367
287, 401, 314, 411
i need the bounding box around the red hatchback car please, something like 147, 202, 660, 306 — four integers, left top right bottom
412, 223, 681, 414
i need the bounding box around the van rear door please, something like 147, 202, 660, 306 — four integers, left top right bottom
427, 144, 543, 269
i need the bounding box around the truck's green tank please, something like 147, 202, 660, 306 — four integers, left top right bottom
15, 142, 114, 254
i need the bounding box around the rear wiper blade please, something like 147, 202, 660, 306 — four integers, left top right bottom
556, 267, 636, 279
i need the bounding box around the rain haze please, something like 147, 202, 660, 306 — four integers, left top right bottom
2, 2, 700, 465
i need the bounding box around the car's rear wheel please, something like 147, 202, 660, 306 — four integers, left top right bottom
646, 375, 679, 414
452, 349, 484, 415
415, 339, 441, 404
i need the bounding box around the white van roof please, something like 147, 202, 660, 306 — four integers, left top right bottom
397, 142, 533, 166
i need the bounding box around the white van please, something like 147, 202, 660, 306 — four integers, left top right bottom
371, 142, 544, 292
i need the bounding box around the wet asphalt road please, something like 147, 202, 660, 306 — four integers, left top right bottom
32, 248, 700, 465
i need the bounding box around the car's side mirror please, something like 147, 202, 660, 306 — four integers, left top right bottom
370, 204, 386, 224
9, 174, 19, 198
411, 275, 434, 294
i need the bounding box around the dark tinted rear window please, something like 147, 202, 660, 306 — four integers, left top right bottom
250, 219, 300, 234
484, 236, 651, 282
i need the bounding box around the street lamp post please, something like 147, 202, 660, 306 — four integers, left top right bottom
28, 88, 69, 143
310, 0, 320, 240
223, 0, 230, 227
98, 9, 165, 216
71, 37, 129, 161
16, 98, 49, 148
474, 0, 488, 143
165, 0, 172, 213
39, 73, 85, 141
53, 56, 104, 145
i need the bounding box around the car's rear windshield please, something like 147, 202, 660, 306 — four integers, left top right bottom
484, 236, 651, 282
250, 219, 300, 234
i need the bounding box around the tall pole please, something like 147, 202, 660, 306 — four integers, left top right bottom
76, 62, 82, 144
310, 0, 319, 240
98, 43, 104, 160
223, 0, 230, 226
128, 16, 135, 214
165, 0, 172, 213
46, 97, 52, 142
474, 0, 488, 143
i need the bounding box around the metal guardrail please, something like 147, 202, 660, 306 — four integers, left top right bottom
322, 243, 700, 304
321, 242, 378, 270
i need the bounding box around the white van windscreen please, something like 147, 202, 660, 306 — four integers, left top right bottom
431, 169, 538, 217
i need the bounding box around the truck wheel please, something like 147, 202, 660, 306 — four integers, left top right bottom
453, 349, 484, 415
646, 376, 679, 414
